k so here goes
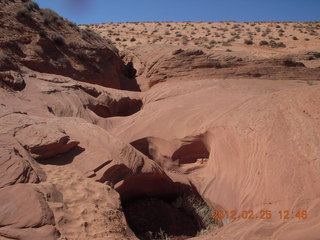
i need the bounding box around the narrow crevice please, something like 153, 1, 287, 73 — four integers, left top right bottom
172, 140, 209, 164
87, 97, 142, 118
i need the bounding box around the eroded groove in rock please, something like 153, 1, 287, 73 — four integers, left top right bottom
87, 98, 142, 118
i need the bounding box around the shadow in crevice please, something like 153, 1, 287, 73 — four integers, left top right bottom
87, 97, 142, 118
130, 138, 152, 159
172, 140, 209, 164
38, 146, 85, 165
98, 164, 133, 186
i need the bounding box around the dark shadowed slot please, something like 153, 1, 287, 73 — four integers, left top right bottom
87, 98, 142, 118
172, 141, 209, 164
37, 146, 85, 165
116, 173, 219, 240
130, 138, 152, 159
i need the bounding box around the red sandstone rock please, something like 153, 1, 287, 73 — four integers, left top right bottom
0, 184, 59, 240
15, 124, 79, 160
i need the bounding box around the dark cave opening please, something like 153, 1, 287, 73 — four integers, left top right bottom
118, 174, 219, 240
122, 193, 218, 240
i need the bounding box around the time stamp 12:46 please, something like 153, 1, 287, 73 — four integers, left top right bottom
211, 210, 308, 220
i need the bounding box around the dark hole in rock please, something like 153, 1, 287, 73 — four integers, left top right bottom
122, 193, 218, 240
118, 173, 218, 240
87, 98, 142, 118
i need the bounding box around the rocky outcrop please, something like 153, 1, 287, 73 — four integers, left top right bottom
0, 184, 59, 240
108, 79, 320, 239
15, 124, 79, 160
122, 45, 320, 90
0, 135, 44, 188
0, 0, 139, 91
0, 71, 26, 91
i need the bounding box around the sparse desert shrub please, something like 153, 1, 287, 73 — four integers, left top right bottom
292, 36, 298, 40
283, 56, 304, 67
16, 7, 32, 18
305, 38, 310, 41
277, 42, 286, 48
81, 28, 102, 41
259, 40, 269, 46
307, 55, 315, 60
313, 52, 320, 58
182, 36, 189, 45
57, 56, 69, 68
38, 30, 47, 38
244, 39, 253, 45
212, 60, 222, 68
176, 194, 218, 232
152, 228, 170, 240
269, 40, 286, 48
306, 79, 315, 85
76, 51, 88, 61
283, 56, 294, 65
0, 53, 18, 70
51, 33, 65, 46
66, 20, 78, 29
164, 30, 170, 35
41, 8, 60, 25
25, 1, 39, 11
130, 37, 136, 42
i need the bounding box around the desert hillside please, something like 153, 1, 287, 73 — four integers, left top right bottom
83, 21, 320, 90
1, 1, 320, 240
87, 21, 320, 53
